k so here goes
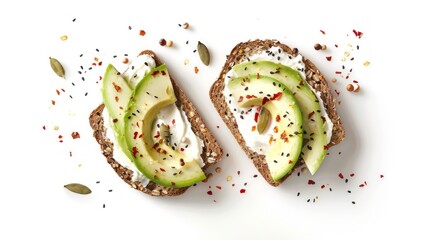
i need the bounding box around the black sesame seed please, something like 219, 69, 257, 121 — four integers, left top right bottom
345, 179, 349, 183
297, 172, 301, 177
124, 54, 128, 56
96, 48, 99, 52
352, 201, 356, 204
128, 26, 132, 30
253, 174, 258, 178
307, 145, 312, 150
274, 160, 278, 163
144, 62, 148, 66
307, 199, 310, 202
186, 40, 189, 44
79, 54, 83, 57
69, 95, 73, 99
226, 153, 229, 157
81, 77, 85, 81
108, 189, 113, 192
297, 192, 300, 196
103, 204, 105, 208
244, 87, 249, 91
72, 18, 76, 22
347, 190, 351, 193
96, 181, 100, 184
281, 152, 284, 156
85, 92, 88, 96
193, 50, 197, 53
154, 96, 158, 99
329, 188, 332, 191
113, 55, 117, 58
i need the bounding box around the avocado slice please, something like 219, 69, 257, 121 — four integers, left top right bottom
124, 65, 205, 188
232, 61, 327, 175
102, 64, 134, 160
228, 75, 303, 181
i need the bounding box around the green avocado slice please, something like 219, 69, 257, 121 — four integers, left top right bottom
228, 75, 303, 181
124, 65, 205, 188
233, 61, 328, 175
101, 64, 134, 160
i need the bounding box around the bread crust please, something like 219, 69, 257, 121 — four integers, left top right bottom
209, 39, 344, 186
89, 50, 223, 196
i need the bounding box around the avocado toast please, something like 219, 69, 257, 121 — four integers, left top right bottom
210, 39, 345, 186
90, 50, 223, 196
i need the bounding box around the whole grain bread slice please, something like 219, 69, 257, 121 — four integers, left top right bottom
209, 39, 345, 186
89, 50, 223, 196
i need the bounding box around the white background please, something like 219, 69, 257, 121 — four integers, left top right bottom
1, 0, 428, 239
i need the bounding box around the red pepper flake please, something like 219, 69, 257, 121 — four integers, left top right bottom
307, 179, 315, 185
359, 184, 365, 188
58, 135, 63, 139
364, 181, 367, 185
153, 131, 160, 138
232, 184, 235, 187
246, 94, 257, 99
308, 111, 315, 119
288, 160, 293, 164
350, 173, 355, 177
152, 70, 160, 76
251, 126, 256, 131
180, 158, 185, 166
180, 148, 185, 152
261, 96, 269, 105
352, 29, 363, 38
139, 30, 146, 36
254, 111, 259, 122
71, 132, 80, 139
216, 125, 219, 128
132, 147, 138, 157
324, 145, 329, 150
273, 126, 278, 133
270, 92, 282, 100
207, 190, 213, 195
237, 96, 243, 103
114, 96, 119, 102
335, 71, 342, 74
325, 56, 332, 62
159, 168, 165, 172
321, 184, 325, 189
275, 115, 280, 122
51, 100, 56, 105
172, 119, 176, 125
98, 61, 102, 66
380, 174, 384, 178
334, 89, 340, 96
280, 131, 289, 143
99, 76, 102, 81
194, 66, 199, 74
92, 62, 97, 66
240, 189, 246, 194
112, 82, 121, 92
338, 173, 344, 179
56, 89, 60, 95
133, 131, 138, 139
320, 30, 326, 35
216, 186, 222, 190
353, 80, 359, 83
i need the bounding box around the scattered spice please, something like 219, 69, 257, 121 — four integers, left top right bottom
331, 78, 337, 83
226, 176, 232, 181
207, 190, 213, 195
308, 179, 315, 185
380, 174, 384, 178
346, 84, 354, 92
353, 84, 360, 93
240, 189, 246, 194
60, 35, 68, 41
166, 40, 173, 47
363, 61, 370, 66
159, 38, 166, 46
182, 22, 189, 29
326, 56, 332, 61
352, 29, 363, 38
122, 58, 129, 64
194, 66, 199, 74
320, 30, 326, 35
71, 132, 80, 139
184, 59, 189, 65
338, 173, 344, 179
139, 30, 146, 36
215, 167, 222, 173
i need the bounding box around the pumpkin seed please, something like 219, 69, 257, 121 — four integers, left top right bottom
160, 123, 171, 146
64, 183, 91, 194
49, 57, 65, 78
197, 41, 210, 66
257, 107, 270, 134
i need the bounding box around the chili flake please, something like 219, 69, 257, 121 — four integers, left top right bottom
352, 29, 363, 38
71, 132, 80, 139
240, 189, 246, 194
194, 66, 199, 74
338, 173, 344, 179
308, 179, 315, 185
139, 30, 146, 36
326, 56, 332, 61
207, 190, 213, 195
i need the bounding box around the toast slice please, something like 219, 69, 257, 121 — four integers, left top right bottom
209, 39, 345, 186
90, 50, 223, 196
